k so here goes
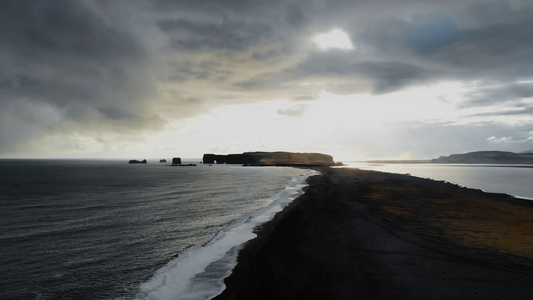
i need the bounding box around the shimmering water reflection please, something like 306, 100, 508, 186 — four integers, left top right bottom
342, 163, 533, 200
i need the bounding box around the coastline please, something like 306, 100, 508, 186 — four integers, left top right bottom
135, 167, 316, 299
214, 168, 533, 299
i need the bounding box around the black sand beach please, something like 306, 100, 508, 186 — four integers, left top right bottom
215, 168, 533, 300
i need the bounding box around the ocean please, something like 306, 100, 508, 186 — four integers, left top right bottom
0, 159, 314, 300
2, 160, 531, 300
344, 163, 533, 200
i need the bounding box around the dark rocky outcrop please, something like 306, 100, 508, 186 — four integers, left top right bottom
215, 155, 227, 164
431, 151, 533, 164
202, 151, 335, 166
159, 159, 167, 163
202, 154, 216, 164
200, 153, 226, 164
226, 153, 255, 164
128, 159, 147, 164
171, 157, 182, 166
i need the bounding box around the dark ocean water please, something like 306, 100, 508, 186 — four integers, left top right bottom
0, 160, 311, 300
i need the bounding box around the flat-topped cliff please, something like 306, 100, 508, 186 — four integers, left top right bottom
203, 151, 335, 166
431, 151, 533, 164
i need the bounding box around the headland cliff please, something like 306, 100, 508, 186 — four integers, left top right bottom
202, 151, 336, 166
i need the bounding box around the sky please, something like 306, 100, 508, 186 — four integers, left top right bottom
1, 0, 533, 161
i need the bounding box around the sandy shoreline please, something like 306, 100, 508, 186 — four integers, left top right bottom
214, 168, 533, 300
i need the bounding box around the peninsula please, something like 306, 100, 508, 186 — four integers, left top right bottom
215, 168, 533, 299
431, 151, 533, 164
202, 151, 336, 166
362, 150, 533, 165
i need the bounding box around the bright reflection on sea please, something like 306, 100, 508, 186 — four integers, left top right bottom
339, 163, 533, 200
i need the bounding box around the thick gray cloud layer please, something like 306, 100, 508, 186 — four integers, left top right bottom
1, 0, 532, 156
0, 1, 163, 153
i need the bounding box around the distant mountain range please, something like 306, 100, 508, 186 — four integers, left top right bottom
431, 151, 533, 164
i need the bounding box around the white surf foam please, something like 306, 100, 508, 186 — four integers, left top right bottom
135, 169, 317, 300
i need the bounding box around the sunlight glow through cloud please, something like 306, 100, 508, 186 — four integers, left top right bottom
144, 82, 471, 158
312, 29, 354, 50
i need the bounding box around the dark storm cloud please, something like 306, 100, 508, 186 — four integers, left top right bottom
2, 0, 533, 156
158, 18, 275, 52
350, 1, 533, 92
149, 0, 284, 13
419, 19, 533, 80
157, 0, 531, 98
0, 0, 163, 153
462, 82, 533, 119
237, 51, 429, 94
251, 47, 288, 62
406, 16, 458, 54
284, 3, 307, 27
157, 0, 533, 106
168, 60, 234, 82
355, 62, 428, 93
98, 108, 139, 121
0, 1, 141, 62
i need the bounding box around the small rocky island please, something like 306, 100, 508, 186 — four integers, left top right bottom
171, 157, 196, 167
202, 151, 336, 166
128, 159, 147, 164
431, 151, 533, 164
171, 157, 181, 166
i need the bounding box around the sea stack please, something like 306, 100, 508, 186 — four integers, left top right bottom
172, 157, 182, 166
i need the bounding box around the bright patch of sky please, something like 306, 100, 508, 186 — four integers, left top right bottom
131, 81, 528, 160
312, 29, 354, 50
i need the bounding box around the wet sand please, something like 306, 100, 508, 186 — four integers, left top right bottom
214, 168, 533, 300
